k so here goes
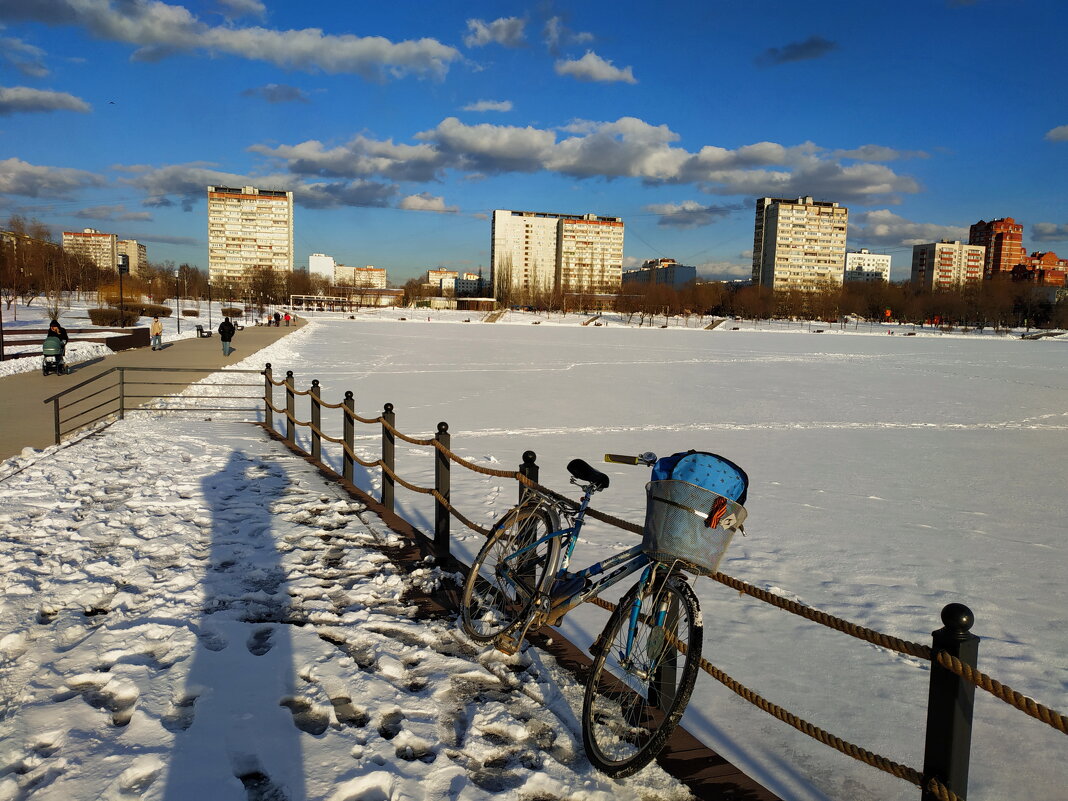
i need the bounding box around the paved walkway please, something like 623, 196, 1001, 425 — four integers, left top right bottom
0, 319, 304, 460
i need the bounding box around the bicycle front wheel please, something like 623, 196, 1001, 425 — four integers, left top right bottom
582, 573, 702, 777
460, 504, 559, 643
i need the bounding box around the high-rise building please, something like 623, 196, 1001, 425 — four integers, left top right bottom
336, 265, 387, 288
843, 249, 891, 283
491, 209, 624, 299
910, 241, 985, 290
308, 253, 335, 281
62, 228, 118, 271
968, 218, 1025, 279
622, 258, 697, 289
117, 239, 148, 276
752, 196, 849, 290
207, 185, 294, 284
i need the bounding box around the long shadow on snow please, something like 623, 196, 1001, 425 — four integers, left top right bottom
160, 450, 306, 801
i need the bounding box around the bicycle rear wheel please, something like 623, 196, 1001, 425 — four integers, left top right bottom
460, 504, 559, 643
582, 572, 702, 777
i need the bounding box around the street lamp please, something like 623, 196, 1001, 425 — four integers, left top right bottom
207, 282, 212, 328
174, 269, 181, 334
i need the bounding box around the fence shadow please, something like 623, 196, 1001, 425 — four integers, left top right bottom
160, 450, 306, 799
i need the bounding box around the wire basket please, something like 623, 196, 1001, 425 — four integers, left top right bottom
642, 479, 747, 575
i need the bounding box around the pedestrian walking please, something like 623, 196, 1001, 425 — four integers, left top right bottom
273, 311, 281, 327
150, 316, 163, 350
283, 312, 291, 327
218, 316, 236, 356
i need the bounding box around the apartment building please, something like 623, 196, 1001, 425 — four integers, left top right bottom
910, 241, 986, 290
968, 217, 1025, 279
336, 265, 387, 288
752, 196, 849, 290
62, 228, 118, 272
621, 258, 697, 289
843, 249, 891, 283
117, 239, 148, 276
207, 185, 294, 284
309, 253, 335, 281
492, 209, 624, 298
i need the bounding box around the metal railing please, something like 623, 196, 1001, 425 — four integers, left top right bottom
261, 363, 1066, 801
41, 366, 265, 445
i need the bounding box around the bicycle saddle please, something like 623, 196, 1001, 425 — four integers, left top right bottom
567, 459, 610, 491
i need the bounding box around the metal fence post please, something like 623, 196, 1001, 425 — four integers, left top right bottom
434, 421, 450, 555
519, 450, 538, 505
52, 398, 61, 445
310, 379, 321, 462
285, 370, 295, 444
342, 390, 354, 483
381, 402, 395, 512
263, 363, 273, 432
921, 603, 980, 801
118, 367, 125, 420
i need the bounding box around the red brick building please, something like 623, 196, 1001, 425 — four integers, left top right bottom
1011, 251, 1068, 286
969, 217, 1025, 279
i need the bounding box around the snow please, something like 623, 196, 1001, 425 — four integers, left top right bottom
1, 308, 1065, 800
0, 299, 251, 378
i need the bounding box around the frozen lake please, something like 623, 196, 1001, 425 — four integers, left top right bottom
259, 314, 1068, 801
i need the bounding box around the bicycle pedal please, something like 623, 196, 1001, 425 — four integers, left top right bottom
493, 632, 522, 655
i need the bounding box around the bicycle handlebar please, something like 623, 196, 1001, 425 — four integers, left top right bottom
604, 452, 657, 467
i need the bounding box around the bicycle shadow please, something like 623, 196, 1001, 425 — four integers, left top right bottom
159, 450, 306, 800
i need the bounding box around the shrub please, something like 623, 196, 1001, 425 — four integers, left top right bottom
110, 301, 172, 317
221, 306, 243, 317
181, 309, 199, 317
88, 308, 141, 326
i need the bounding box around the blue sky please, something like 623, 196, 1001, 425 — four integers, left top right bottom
1, 0, 1066, 283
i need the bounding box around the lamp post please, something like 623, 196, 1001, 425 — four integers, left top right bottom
117, 254, 129, 328
207, 282, 212, 328
174, 269, 181, 334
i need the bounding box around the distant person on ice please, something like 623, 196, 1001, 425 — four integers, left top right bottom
150, 316, 163, 350
273, 311, 281, 327
218, 317, 236, 356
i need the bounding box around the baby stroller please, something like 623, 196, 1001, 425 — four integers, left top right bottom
42, 336, 67, 376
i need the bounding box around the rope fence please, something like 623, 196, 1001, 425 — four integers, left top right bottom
261, 363, 1064, 801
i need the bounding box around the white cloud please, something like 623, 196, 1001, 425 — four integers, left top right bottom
850, 209, 968, 247
644, 200, 744, 229
554, 51, 636, 84
216, 0, 265, 18
240, 83, 309, 104
696, 259, 752, 280
0, 0, 461, 80
543, 16, 593, 54
255, 117, 923, 205
463, 17, 525, 48
462, 99, 513, 113
1032, 222, 1068, 242
398, 193, 458, 213
1044, 125, 1068, 142
0, 157, 105, 197
832, 144, 929, 161
0, 85, 90, 115
0, 35, 48, 76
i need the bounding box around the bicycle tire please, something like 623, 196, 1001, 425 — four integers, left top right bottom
581, 572, 702, 777
460, 504, 560, 644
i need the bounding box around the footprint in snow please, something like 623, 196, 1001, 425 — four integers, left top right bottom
161, 692, 199, 732
246, 626, 274, 656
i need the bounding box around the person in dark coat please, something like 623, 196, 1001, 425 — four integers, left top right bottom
47, 319, 69, 343
218, 317, 236, 356
273, 311, 281, 327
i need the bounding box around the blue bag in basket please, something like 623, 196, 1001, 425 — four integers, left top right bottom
643, 451, 749, 574
651, 450, 749, 505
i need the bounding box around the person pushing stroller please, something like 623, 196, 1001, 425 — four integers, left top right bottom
42, 319, 69, 376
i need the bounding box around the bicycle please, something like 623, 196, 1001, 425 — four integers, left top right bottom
460, 450, 749, 777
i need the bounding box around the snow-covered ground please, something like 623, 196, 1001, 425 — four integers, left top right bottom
0, 298, 264, 378
1, 309, 1065, 800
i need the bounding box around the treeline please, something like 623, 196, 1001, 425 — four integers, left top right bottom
557, 279, 1067, 330
0, 215, 334, 318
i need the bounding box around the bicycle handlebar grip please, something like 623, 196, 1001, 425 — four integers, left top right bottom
604, 453, 639, 465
